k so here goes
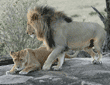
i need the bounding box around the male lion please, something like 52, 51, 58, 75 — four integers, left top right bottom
26, 23, 79, 57
6, 47, 71, 75
27, 6, 106, 70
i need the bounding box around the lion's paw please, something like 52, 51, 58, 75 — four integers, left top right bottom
6, 71, 15, 75
52, 66, 62, 71
92, 60, 102, 65
42, 64, 51, 71
97, 61, 102, 64
19, 71, 28, 75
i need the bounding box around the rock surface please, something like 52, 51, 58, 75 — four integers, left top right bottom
0, 57, 110, 85
0, 0, 109, 85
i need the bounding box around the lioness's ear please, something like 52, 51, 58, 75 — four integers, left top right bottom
24, 49, 29, 59
24, 49, 28, 55
10, 51, 14, 55
31, 13, 38, 21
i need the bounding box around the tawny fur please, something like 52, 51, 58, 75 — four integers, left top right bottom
6, 47, 71, 75
26, 6, 106, 70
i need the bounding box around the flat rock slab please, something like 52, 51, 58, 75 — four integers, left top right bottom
0, 57, 110, 85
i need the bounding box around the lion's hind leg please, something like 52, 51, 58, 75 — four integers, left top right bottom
52, 52, 65, 71
84, 38, 103, 64
84, 47, 98, 64
93, 41, 103, 64
67, 51, 79, 58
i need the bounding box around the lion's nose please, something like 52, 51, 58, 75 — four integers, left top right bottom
17, 66, 20, 68
26, 32, 28, 34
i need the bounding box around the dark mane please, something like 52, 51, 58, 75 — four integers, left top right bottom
35, 6, 72, 25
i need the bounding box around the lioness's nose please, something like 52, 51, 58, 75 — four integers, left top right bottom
32, 32, 34, 34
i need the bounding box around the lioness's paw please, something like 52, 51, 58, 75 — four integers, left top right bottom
52, 66, 62, 71
92, 60, 102, 65
6, 71, 15, 75
19, 71, 28, 74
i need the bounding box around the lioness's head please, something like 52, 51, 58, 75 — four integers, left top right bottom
10, 50, 28, 71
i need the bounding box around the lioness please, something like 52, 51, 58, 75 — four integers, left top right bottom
6, 47, 71, 75
27, 6, 106, 70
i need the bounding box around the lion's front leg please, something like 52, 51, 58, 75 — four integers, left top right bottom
42, 46, 65, 71
52, 52, 65, 70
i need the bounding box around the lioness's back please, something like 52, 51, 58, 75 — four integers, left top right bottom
33, 47, 52, 66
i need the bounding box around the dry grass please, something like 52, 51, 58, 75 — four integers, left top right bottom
0, 0, 42, 56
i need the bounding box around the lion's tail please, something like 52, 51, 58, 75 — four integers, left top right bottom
65, 54, 75, 58
91, 6, 106, 25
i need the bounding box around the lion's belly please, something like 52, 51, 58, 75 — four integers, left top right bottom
66, 29, 96, 50
67, 39, 91, 50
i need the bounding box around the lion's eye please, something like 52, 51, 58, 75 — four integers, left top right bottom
20, 59, 23, 62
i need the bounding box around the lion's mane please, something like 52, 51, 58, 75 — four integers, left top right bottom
27, 6, 72, 50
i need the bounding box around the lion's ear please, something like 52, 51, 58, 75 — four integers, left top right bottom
10, 51, 14, 55
31, 13, 38, 21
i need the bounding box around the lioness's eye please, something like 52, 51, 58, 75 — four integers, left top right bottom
14, 59, 17, 61
27, 22, 30, 25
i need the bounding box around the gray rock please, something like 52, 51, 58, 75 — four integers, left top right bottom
0, 57, 110, 85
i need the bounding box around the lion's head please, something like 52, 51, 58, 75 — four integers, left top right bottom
10, 50, 28, 71
27, 6, 72, 50
26, 23, 35, 35
26, 24, 35, 38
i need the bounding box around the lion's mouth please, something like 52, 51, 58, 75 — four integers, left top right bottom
30, 34, 35, 38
